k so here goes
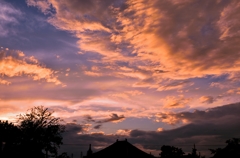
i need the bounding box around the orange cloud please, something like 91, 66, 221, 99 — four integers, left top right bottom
0, 79, 10, 85
199, 96, 215, 104
155, 112, 180, 125
116, 129, 131, 136
157, 128, 164, 132
0, 49, 62, 85
162, 96, 191, 109
84, 71, 102, 77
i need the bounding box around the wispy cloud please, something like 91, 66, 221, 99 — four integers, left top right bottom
0, 0, 22, 36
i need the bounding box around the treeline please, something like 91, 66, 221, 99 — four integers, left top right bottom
159, 137, 240, 158
160, 144, 203, 158
0, 106, 65, 158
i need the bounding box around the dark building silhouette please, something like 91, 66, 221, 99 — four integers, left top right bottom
87, 144, 93, 157
83, 139, 155, 158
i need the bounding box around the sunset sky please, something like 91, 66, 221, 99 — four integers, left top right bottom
1, 0, 240, 157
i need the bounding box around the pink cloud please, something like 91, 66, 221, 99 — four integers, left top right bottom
162, 95, 191, 109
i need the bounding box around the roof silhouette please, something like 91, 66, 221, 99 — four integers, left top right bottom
84, 139, 155, 158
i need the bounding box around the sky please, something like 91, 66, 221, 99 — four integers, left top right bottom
0, 0, 240, 157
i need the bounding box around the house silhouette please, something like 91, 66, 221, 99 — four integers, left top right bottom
83, 139, 155, 158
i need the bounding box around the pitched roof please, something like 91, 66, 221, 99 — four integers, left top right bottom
84, 139, 155, 158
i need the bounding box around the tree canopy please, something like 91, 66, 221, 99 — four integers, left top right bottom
209, 138, 240, 158
0, 106, 65, 158
17, 106, 65, 157
160, 145, 185, 158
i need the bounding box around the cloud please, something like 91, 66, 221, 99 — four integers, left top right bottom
96, 113, 125, 123
199, 96, 215, 104
199, 95, 223, 104
65, 123, 85, 133
26, 0, 52, 14
155, 112, 181, 125
156, 102, 240, 125
157, 128, 164, 132
210, 82, 230, 89
82, 113, 125, 130
110, 90, 144, 99
0, 48, 62, 85
84, 115, 95, 123
157, 80, 194, 91
0, 78, 10, 85
162, 96, 191, 109
93, 124, 102, 129
84, 71, 102, 77
0, 0, 22, 36
116, 129, 132, 136
217, 0, 240, 40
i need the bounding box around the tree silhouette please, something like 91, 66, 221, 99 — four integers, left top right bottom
17, 106, 65, 158
209, 138, 240, 158
0, 120, 20, 157
160, 145, 185, 158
